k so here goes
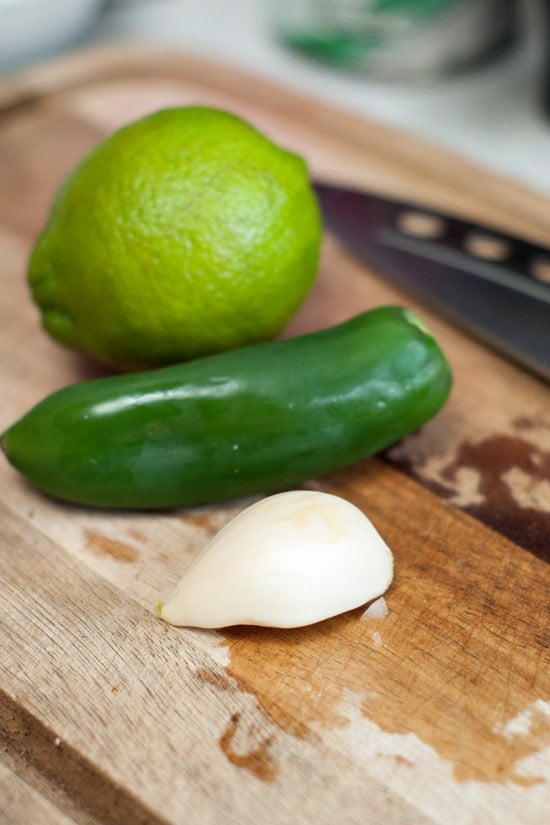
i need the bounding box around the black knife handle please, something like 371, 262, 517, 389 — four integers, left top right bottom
314, 182, 550, 382
315, 182, 550, 300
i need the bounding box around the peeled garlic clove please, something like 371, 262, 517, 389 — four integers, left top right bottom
158, 490, 393, 629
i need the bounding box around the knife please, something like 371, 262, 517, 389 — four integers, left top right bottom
314, 181, 550, 383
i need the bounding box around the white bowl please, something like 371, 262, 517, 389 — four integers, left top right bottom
0, 0, 104, 73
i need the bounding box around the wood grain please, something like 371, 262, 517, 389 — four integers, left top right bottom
0, 45, 549, 825
0, 761, 77, 825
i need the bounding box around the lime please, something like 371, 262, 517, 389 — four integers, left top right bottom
28, 106, 321, 369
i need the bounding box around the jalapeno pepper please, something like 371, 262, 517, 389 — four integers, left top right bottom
1, 306, 452, 509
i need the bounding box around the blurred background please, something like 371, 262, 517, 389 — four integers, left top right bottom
0, 0, 549, 194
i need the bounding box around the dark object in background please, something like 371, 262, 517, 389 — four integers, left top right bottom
538, 0, 550, 110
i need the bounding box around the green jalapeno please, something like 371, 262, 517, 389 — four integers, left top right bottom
1, 306, 452, 509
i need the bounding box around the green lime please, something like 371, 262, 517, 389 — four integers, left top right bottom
28, 106, 321, 369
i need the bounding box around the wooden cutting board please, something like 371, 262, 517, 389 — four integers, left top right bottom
0, 45, 548, 825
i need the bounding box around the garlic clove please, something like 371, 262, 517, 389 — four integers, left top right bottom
158, 490, 393, 629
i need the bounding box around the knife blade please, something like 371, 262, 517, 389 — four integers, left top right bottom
314, 181, 550, 383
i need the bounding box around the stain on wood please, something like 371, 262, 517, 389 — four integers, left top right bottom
196, 667, 231, 691
219, 713, 277, 782
391, 754, 415, 768
390, 416, 550, 562
83, 529, 139, 563
183, 512, 216, 531
439, 434, 550, 563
